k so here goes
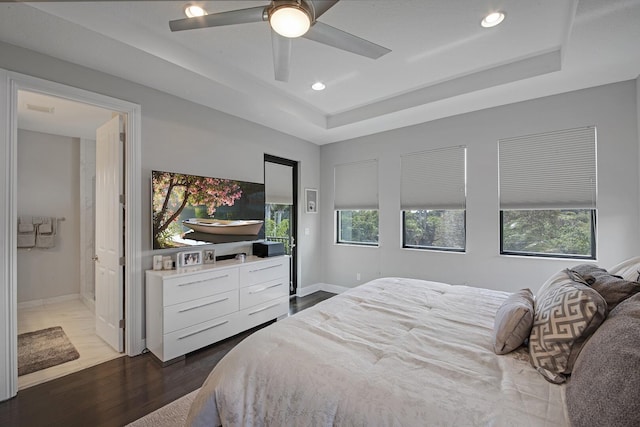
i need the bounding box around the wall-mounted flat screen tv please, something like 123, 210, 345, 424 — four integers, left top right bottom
152, 170, 265, 249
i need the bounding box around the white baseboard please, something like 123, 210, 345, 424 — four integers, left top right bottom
296, 283, 350, 297
321, 283, 350, 295
18, 293, 81, 309
81, 294, 96, 313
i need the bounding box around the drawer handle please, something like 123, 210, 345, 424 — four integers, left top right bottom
249, 283, 283, 294
178, 320, 229, 340
178, 297, 230, 313
178, 274, 229, 286
248, 303, 280, 315
249, 264, 282, 273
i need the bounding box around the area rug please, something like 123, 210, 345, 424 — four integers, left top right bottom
126, 388, 200, 427
18, 326, 80, 376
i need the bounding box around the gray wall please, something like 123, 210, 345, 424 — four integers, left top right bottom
0, 41, 322, 292
16, 130, 80, 302
320, 80, 640, 293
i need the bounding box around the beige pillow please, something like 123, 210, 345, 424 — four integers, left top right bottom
529, 281, 606, 384
493, 289, 534, 355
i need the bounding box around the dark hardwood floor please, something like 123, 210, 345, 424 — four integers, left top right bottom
0, 291, 335, 427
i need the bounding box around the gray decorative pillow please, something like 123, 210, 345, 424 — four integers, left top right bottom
493, 289, 534, 355
566, 264, 640, 311
529, 281, 606, 384
566, 293, 640, 427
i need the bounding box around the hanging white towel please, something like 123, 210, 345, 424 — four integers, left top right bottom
17, 217, 35, 248
36, 217, 56, 249
39, 221, 52, 234
18, 221, 34, 233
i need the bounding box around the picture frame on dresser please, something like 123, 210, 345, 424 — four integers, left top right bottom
178, 250, 202, 267
203, 249, 216, 264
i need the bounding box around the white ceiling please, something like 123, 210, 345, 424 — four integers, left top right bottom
1, 0, 639, 144
18, 90, 114, 140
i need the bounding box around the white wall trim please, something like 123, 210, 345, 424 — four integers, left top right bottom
297, 283, 349, 297
0, 69, 143, 401
296, 283, 321, 297
17, 293, 81, 310
0, 68, 17, 402
321, 283, 350, 294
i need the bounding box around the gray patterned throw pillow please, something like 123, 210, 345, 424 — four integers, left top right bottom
529, 281, 607, 384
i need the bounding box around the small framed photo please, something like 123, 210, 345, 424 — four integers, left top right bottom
203, 249, 216, 264
305, 188, 318, 214
178, 250, 202, 267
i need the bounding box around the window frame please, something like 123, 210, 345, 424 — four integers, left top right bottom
401, 210, 466, 252
499, 209, 597, 259
336, 209, 379, 247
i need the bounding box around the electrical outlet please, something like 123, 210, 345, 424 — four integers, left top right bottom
357, 273, 361, 281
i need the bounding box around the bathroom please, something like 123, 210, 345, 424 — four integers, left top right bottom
16, 90, 122, 389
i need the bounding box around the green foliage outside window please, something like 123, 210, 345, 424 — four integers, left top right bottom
403, 210, 465, 251
501, 209, 594, 257
265, 204, 292, 254
337, 210, 379, 245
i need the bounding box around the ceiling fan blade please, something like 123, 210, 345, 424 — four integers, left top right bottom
303, 21, 391, 59
271, 30, 292, 82
308, 0, 340, 19
169, 6, 266, 32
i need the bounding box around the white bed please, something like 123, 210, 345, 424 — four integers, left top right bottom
186, 277, 569, 426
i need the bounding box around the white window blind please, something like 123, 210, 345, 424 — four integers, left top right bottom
334, 159, 378, 210
265, 162, 293, 205
401, 146, 466, 210
499, 127, 597, 210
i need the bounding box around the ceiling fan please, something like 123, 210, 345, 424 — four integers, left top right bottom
169, 0, 391, 82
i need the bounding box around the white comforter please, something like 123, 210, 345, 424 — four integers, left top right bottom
186, 277, 569, 426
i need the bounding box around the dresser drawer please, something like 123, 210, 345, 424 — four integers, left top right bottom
164, 289, 239, 334
240, 278, 288, 310
163, 312, 240, 361
239, 258, 288, 287
239, 296, 289, 331
163, 268, 239, 305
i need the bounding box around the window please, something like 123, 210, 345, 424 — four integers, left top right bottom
401, 146, 466, 251
337, 210, 379, 245
334, 160, 378, 245
403, 210, 465, 250
499, 127, 597, 259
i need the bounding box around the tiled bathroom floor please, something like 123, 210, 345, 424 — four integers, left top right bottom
17, 298, 122, 390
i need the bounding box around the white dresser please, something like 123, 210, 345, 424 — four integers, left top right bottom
145, 255, 289, 363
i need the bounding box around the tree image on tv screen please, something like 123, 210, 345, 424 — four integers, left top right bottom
152, 171, 243, 248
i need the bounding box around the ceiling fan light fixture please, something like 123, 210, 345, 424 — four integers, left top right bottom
481, 11, 505, 28
184, 4, 208, 18
269, 3, 311, 38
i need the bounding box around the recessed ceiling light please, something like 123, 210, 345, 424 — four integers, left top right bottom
184, 4, 208, 18
311, 82, 326, 91
481, 12, 505, 28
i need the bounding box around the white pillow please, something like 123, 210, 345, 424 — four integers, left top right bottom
608, 256, 640, 282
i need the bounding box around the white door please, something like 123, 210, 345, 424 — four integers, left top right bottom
95, 115, 124, 352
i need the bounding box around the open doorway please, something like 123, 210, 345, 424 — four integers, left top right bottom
15, 91, 124, 389
264, 154, 298, 295
1, 70, 142, 401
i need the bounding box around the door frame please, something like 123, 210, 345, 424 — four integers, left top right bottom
264, 154, 298, 295
0, 70, 143, 400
